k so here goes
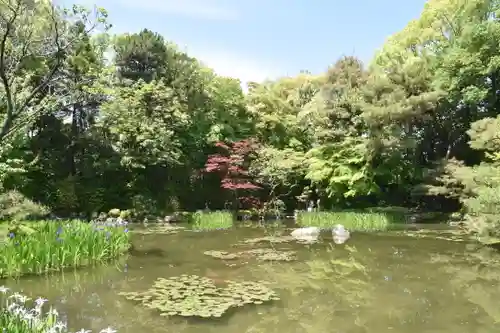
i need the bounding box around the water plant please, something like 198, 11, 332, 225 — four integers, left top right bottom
395, 229, 468, 242
191, 211, 233, 231
118, 274, 279, 318
203, 250, 239, 260
0, 220, 130, 278
204, 248, 296, 262
244, 249, 296, 261
296, 211, 393, 231
131, 225, 184, 235
0, 286, 117, 332
239, 236, 294, 245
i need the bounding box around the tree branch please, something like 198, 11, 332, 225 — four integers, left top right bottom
0, 0, 21, 139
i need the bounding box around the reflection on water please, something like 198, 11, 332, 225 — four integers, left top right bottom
3, 226, 500, 332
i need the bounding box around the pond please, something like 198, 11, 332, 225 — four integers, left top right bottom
4, 224, 500, 333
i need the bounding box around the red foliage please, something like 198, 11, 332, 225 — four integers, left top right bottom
204, 139, 261, 192
238, 196, 262, 209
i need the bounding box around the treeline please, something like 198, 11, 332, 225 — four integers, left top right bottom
0, 0, 499, 238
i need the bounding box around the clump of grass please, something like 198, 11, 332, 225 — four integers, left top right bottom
191, 211, 233, 231
0, 220, 130, 278
0, 286, 117, 332
296, 211, 391, 231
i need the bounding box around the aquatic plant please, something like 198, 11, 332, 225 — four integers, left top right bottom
204, 248, 296, 262
118, 274, 279, 318
0, 220, 130, 278
0, 286, 117, 332
203, 250, 239, 260
296, 211, 392, 231
131, 225, 184, 235
253, 244, 373, 304
244, 249, 296, 261
240, 236, 295, 245
191, 211, 233, 231
394, 229, 468, 242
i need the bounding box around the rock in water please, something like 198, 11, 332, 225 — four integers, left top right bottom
291, 227, 320, 238
332, 224, 350, 244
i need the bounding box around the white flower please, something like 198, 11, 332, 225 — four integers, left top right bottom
53, 321, 67, 331
9, 292, 22, 300
23, 311, 35, 320
75, 329, 92, 333
48, 308, 59, 316
17, 294, 30, 303
99, 327, 117, 333
35, 297, 48, 307
12, 306, 27, 317
0, 286, 9, 293
7, 302, 19, 311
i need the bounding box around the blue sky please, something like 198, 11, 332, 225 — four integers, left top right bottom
65, 0, 428, 83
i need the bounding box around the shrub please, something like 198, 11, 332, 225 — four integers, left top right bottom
0, 191, 49, 221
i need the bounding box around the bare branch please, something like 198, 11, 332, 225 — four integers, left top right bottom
0, 1, 108, 142
0, 0, 21, 139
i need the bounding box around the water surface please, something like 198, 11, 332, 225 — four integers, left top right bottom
5, 225, 500, 333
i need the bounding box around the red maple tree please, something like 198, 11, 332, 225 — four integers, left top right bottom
204, 139, 261, 208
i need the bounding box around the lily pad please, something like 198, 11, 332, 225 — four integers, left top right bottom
132, 225, 185, 235
203, 248, 296, 262
239, 236, 295, 245
242, 248, 296, 261
118, 275, 279, 318
203, 250, 240, 260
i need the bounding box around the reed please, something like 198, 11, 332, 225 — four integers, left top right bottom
296, 211, 392, 231
0, 220, 130, 278
191, 211, 233, 231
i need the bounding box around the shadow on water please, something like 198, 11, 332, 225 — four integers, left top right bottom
3, 222, 500, 333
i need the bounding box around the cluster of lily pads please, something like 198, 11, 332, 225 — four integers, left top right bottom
394, 229, 468, 242
204, 248, 296, 261
239, 236, 295, 245
118, 275, 279, 318
131, 225, 184, 235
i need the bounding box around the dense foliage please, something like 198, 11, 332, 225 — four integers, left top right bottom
1, 0, 500, 239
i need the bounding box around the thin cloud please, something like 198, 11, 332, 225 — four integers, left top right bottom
181, 47, 282, 89
117, 0, 239, 21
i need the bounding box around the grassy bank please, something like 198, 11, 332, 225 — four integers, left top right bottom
191, 211, 233, 231
0, 220, 130, 278
296, 211, 404, 231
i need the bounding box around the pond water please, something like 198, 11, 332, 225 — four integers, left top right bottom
4, 224, 500, 333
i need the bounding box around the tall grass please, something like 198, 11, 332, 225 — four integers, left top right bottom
0, 220, 130, 278
191, 211, 233, 231
296, 211, 394, 231
0, 286, 116, 332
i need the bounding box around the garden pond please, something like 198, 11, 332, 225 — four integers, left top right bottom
3, 223, 500, 333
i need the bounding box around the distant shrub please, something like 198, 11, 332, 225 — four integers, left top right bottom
0, 190, 49, 221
